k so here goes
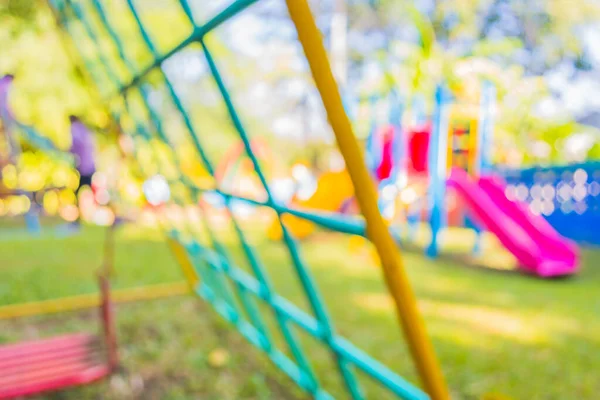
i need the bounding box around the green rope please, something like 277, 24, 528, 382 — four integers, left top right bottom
49, 1, 428, 399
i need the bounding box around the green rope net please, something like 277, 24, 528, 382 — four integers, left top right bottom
49, 1, 429, 399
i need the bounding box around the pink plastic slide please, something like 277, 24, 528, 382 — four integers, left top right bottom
447, 168, 579, 277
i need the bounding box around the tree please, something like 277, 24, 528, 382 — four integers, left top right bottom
339, 0, 600, 165
0, 0, 102, 148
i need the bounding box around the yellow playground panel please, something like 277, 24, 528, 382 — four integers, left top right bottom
267, 170, 355, 240
446, 103, 480, 173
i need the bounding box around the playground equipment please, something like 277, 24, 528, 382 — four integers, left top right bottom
0, 229, 118, 399
0, 134, 193, 320
425, 85, 578, 276
395, 84, 579, 277
348, 80, 578, 277
501, 162, 600, 246
0, 96, 193, 321
419, 84, 490, 257
47, 0, 450, 398
266, 92, 404, 240
215, 139, 272, 197
0, 279, 117, 399
449, 169, 579, 277
267, 169, 355, 240
206, 138, 274, 218
363, 92, 405, 184
245, 74, 578, 278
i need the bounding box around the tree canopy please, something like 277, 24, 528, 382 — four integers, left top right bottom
1, 0, 599, 168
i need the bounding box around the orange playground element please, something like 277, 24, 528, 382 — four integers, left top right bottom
267, 170, 354, 240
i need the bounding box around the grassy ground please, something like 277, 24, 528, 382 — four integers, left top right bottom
0, 223, 598, 399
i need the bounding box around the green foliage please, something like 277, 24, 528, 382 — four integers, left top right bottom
358, 0, 600, 73
348, 0, 600, 165
0, 1, 100, 149
587, 142, 600, 160
471, 38, 524, 58
3, 0, 597, 170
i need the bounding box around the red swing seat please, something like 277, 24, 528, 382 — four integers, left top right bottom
0, 276, 118, 399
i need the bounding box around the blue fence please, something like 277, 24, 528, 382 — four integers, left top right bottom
499, 162, 600, 246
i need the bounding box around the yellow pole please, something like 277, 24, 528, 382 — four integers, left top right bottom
468, 117, 478, 173
284, 1, 450, 398
166, 237, 200, 290
0, 237, 200, 320
0, 282, 190, 320
447, 117, 454, 171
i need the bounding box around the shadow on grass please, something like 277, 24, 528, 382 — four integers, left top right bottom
307, 235, 599, 400
220, 231, 600, 400
1, 224, 599, 399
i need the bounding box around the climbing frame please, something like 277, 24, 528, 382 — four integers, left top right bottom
47, 0, 448, 398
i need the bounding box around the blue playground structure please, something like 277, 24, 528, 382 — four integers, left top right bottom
500, 162, 600, 246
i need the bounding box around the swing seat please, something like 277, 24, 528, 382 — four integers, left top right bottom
0, 276, 118, 399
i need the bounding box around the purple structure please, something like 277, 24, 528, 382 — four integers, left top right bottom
69, 116, 96, 176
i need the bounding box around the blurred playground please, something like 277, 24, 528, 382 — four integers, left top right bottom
2, 0, 600, 399
1, 225, 599, 399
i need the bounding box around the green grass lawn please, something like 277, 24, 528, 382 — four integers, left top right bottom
0, 223, 599, 399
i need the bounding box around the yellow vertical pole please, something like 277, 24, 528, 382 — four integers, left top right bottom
468, 117, 478, 173
284, 1, 450, 399
446, 107, 454, 171
167, 237, 200, 289
447, 125, 454, 170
